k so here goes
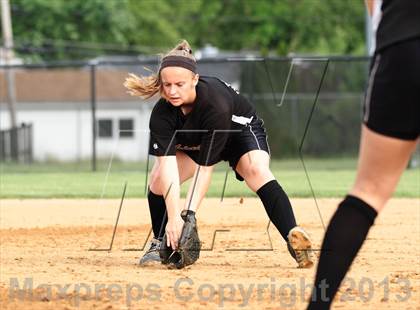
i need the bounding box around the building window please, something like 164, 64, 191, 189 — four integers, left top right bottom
119, 119, 134, 138
98, 119, 113, 138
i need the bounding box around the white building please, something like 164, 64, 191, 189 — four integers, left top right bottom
0, 59, 242, 162
0, 67, 154, 161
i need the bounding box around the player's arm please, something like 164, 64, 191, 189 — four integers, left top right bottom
184, 104, 231, 212
183, 164, 214, 212
156, 155, 184, 250
149, 103, 185, 250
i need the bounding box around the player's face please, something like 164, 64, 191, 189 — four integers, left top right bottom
160, 67, 198, 106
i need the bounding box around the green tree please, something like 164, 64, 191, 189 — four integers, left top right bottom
176, 0, 366, 56
8, 0, 367, 61
11, 0, 135, 60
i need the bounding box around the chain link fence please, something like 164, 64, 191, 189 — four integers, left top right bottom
0, 56, 372, 168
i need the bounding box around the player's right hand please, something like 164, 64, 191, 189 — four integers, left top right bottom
165, 215, 184, 250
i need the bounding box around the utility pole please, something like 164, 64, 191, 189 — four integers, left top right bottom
1, 0, 17, 129
365, 8, 373, 56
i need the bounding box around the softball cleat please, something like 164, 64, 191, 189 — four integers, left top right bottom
139, 238, 162, 266
287, 226, 314, 268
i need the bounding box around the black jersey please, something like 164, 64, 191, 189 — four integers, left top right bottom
376, 0, 420, 52
149, 76, 256, 166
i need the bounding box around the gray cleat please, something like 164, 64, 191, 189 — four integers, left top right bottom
139, 238, 162, 266
287, 226, 314, 268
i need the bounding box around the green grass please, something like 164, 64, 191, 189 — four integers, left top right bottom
0, 158, 418, 199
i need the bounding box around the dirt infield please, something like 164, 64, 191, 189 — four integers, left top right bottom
0, 198, 419, 309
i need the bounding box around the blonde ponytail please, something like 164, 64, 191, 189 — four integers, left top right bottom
124, 40, 196, 99
123, 71, 160, 99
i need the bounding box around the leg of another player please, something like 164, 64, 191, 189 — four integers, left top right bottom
350, 126, 419, 212
308, 125, 419, 309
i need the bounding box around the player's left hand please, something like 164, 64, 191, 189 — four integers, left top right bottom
160, 210, 201, 268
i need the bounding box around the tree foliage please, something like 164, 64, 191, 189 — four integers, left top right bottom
10, 0, 134, 60
7, 0, 367, 61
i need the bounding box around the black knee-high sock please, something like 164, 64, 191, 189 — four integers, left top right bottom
307, 195, 378, 310
256, 180, 297, 241
147, 189, 167, 241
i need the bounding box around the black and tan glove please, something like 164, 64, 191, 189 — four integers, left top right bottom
160, 210, 201, 269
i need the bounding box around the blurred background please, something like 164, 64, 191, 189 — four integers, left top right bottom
0, 0, 417, 199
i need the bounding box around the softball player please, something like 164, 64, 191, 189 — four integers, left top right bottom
125, 40, 314, 269
308, 0, 420, 308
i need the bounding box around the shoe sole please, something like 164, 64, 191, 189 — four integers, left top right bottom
139, 259, 161, 267
289, 228, 314, 268
139, 253, 162, 267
